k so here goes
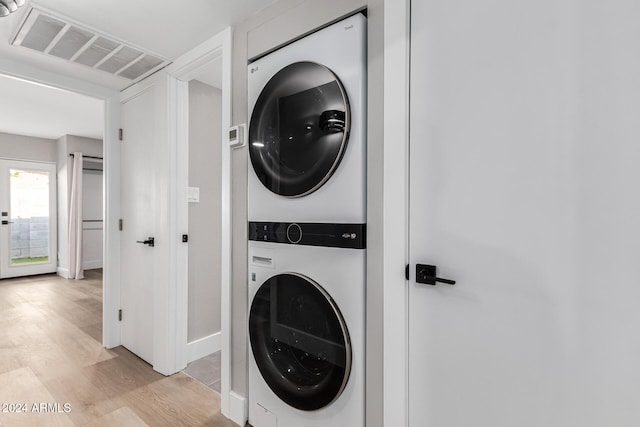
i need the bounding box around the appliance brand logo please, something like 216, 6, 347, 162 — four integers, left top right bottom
345, 24, 354, 31
250, 66, 259, 74
342, 233, 357, 239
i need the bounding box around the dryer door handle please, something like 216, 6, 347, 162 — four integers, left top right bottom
319, 110, 346, 133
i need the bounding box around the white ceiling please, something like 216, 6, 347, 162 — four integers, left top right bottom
0, 0, 276, 90
0, 0, 275, 140
0, 74, 103, 140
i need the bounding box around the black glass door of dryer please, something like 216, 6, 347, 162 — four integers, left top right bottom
249, 61, 350, 197
249, 273, 351, 410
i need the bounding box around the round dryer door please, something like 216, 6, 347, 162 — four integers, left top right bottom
249, 61, 350, 197
249, 273, 351, 411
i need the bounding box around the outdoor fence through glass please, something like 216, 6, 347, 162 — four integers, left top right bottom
9, 169, 50, 265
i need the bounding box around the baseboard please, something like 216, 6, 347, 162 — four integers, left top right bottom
227, 391, 248, 427
186, 331, 221, 363
83, 260, 103, 270
56, 267, 70, 279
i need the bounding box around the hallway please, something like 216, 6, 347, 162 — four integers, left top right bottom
0, 271, 235, 426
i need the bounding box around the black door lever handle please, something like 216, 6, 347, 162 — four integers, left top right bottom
416, 264, 456, 285
136, 237, 155, 247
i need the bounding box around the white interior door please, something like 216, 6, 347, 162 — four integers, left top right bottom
0, 160, 57, 279
408, 1, 640, 426
120, 86, 159, 365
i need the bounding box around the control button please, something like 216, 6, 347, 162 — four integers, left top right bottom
286, 223, 303, 244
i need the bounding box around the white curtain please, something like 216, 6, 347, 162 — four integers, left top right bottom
69, 152, 84, 279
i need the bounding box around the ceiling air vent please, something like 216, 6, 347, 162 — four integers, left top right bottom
11, 7, 170, 83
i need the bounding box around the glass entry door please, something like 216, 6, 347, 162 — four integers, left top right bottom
0, 159, 57, 279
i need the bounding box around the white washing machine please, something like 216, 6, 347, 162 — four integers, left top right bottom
248, 226, 365, 427
247, 13, 367, 224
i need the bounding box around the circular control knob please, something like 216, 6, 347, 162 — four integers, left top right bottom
286, 223, 302, 244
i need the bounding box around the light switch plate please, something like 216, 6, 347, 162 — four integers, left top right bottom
188, 187, 200, 203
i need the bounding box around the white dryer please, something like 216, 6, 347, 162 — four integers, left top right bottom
247, 13, 367, 224
247, 224, 365, 427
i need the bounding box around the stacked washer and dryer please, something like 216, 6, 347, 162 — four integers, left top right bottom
246, 13, 367, 427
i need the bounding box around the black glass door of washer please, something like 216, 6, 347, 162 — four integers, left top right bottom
249, 273, 351, 410
249, 61, 350, 197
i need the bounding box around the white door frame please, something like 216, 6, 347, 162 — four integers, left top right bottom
0, 61, 121, 349
164, 27, 235, 420
382, 0, 410, 426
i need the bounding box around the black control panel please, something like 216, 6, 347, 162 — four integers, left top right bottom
249, 222, 366, 249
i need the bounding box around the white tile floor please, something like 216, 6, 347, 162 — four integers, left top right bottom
183, 351, 222, 393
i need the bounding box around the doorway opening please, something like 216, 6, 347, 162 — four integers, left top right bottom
178, 59, 224, 392
0, 71, 108, 348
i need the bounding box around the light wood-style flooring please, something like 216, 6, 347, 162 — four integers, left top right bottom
0, 271, 238, 427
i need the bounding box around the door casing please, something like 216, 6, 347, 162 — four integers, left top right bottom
165, 27, 235, 421
0, 64, 121, 352
381, 0, 411, 426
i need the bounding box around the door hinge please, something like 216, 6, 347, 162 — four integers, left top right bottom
119, 219, 123, 231
118, 309, 122, 321
405, 264, 410, 280
119, 128, 123, 141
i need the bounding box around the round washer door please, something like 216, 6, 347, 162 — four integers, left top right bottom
249, 61, 350, 197
249, 273, 351, 411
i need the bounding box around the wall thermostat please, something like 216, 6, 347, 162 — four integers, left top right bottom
229, 124, 247, 148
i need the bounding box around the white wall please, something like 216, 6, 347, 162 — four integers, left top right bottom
56, 135, 103, 277
188, 80, 223, 342
230, 3, 385, 426
0, 132, 56, 162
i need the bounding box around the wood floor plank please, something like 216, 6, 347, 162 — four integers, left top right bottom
0, 294, 15, 311
15, 336, 80, 383
84, 407, 149, 427
74, 296, 102, 314
80, 349, 165, 399
0, 348, 21, 376
44, 370, 124, 426
32, 298, 100, 329
0, 271, 239, 427
0, 302, 48, 327
35, 313, 116, 369
79, 322, 103, 343
0, 367, 74, 427
119, 373, 222, 427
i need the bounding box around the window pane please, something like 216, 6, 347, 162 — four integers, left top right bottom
10, 169, 50, 265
